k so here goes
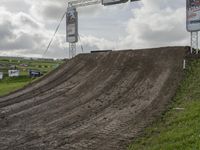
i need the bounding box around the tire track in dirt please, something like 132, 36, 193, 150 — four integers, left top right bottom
0, 47, 187, 150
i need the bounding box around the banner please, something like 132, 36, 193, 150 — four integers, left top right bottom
0, 72, 3, 80
187, 0, 200, 31
8, 70, 20, 77
66, 7, 78, 43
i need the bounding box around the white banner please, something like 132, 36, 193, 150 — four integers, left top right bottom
0, 72, 3, 80
187, 0, 200, 31
67, 24, 76, 36
66, 7, 78, 43
8, 70, 20, 77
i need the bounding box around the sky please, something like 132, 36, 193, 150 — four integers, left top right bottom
0, 0, 189, 58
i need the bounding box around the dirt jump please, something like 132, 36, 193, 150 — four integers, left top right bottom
0, 47, 187, 150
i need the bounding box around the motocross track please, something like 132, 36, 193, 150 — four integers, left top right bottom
0, 47, 187, 150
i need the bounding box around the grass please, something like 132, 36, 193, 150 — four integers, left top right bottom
0, 76, 33, 96
128, 59, 200, 150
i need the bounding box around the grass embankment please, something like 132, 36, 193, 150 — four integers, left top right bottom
128, 59, 200, 150
0, 76, 33, 96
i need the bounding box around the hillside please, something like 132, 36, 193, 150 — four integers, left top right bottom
0, 47, 187, 150
129, 58, 200, 149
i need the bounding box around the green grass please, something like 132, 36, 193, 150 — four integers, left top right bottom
0, 76, 33, 96
128, 59, 200, 150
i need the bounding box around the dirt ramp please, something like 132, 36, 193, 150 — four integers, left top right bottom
0, 47, 187, 150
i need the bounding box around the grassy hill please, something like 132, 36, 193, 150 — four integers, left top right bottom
128, 59, 200, 150
0, 57, 63, 96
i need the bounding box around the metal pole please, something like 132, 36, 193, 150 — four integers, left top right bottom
69, 43, 70, 58
191, 32, 193, 54
69, 43, 76, 58
191, 32, 199, 54
197, 32, 199, 54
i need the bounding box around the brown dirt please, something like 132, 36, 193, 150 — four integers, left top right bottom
0, 47, 188, 150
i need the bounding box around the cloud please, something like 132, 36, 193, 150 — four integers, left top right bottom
0, 0, 190, 58
27, 0, 104, 21
79, 0, 189, 51
118, 0, 189, 49
0, 0, 29, 13
0, 21, 14, 41
16, 13, 42, 28
0, 7, 41, 50
80, 35, 114, 50
0, 7, 70, 59
28, 0, 66, 21
78, 0, 189, 51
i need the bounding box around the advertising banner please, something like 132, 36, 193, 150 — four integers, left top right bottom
29, 70, 42, 78
0, 72, 3, 80
8, 70, 20, 77
66, 7, 78, 43
187, 0, 200, 31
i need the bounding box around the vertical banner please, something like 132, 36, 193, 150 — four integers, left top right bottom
66, 7, 78, 43
187, 0, 200, 31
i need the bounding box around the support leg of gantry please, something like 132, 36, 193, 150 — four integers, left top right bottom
191, 31, 199, 54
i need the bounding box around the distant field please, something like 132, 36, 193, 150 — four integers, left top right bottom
0, 57, 63, 76
0, 57, 64, 96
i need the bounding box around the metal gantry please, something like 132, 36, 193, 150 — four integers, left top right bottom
68, 0, 101, 8
67, 0, 102, 58
69, 43, 77, 58
67, 0, 140, 58
190, 32, 199, 54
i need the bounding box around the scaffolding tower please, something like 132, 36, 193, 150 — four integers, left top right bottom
69, 43, 77, 58
67, 0, 140, 58
190, 32, 199, 54
67, 0, 101, 58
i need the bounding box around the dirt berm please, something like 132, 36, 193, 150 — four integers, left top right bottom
0, 47, 188, 150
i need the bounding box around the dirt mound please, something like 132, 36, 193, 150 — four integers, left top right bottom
0, 47, 187, 150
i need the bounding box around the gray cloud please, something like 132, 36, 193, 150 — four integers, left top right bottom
0, 7, 48, 56
43, 4, 65, 20
0, 21, 15, 41
1, 0, 29, 13
28, 0, 67, 21
18, 13, 41, 28
0, 0, 190, 58
120, 0, 188, 49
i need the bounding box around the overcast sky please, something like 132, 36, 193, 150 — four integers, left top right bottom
0, 0, 189, 58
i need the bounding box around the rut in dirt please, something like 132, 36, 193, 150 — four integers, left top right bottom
0, 47, 188, 150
